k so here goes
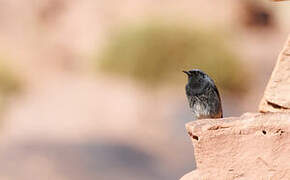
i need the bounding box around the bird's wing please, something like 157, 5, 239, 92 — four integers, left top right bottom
212, 84, 223, 118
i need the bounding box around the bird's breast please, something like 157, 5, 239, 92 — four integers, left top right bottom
188, 96, 211, 119
192, 102, 211, 119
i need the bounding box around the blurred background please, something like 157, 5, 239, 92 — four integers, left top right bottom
0, 0, 289, 179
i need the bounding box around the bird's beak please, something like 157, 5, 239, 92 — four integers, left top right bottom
182, 70, 190, 76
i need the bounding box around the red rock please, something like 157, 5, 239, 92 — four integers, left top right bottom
259, 35, 290, 112
181, 112, 290, 180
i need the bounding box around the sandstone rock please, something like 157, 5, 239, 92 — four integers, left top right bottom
180, 112, 290, 180
259, 35, 290, 113
180, 171, 199, 180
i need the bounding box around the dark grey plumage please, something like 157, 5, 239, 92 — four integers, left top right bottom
183, 69, 223, 120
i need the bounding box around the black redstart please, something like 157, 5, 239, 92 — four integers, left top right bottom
183, 69, 223, 120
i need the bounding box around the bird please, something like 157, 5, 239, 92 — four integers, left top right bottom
183, 69, 223, 120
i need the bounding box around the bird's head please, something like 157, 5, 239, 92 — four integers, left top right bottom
183, 69, 212, 88
183, 69, 206, 80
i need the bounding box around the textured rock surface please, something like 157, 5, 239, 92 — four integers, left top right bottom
259, 35, 290, 113
181, 112, 290, 180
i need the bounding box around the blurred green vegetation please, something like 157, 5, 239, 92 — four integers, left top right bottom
97, 23, 249, 93
0, 61, 22, 112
